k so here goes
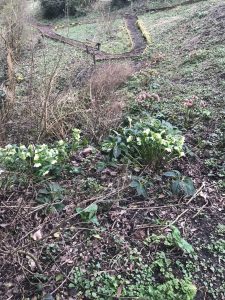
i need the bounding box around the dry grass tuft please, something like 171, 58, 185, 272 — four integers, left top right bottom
38, 61, 134, 143
77, 95, 125, 143
90, 61, 133, 100
75, 61, 134, 142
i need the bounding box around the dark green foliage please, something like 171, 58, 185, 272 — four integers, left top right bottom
111, 0, 131, 8
163, 170, 196, 197
68, 246, 197, 299
76, 203, 99, 225
129, 175, 149, 197
37, 182, 65, 212
102, 115, 185, 166
40, 0, 93, 18
40, 0, 65, 18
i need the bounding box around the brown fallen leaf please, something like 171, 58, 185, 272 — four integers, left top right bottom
133, 229, 146, 240
31, 229, 43, 241
27, 256, 36, 271
158, 194, 165, 199
53, 232, 61, 238
81, 147, 93, 156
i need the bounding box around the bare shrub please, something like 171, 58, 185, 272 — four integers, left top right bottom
3, 47, 92, 144
77, 94, 125, 142
0, 0, 27, 58
41, 61, 133, 143
37, 61, 134, 142
33, 60, 133, 142
90, 62, 133, 100
0, 0, 92, 144
0, 11, 133, 146
73, 61, 134, 142
0, 0, 28, 100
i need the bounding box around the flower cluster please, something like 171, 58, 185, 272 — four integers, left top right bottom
183, 95, 198, 108
136, 91, 160, 103
0, 129, 81, 178
102, 116, 184, 166
0, 143, 67, 177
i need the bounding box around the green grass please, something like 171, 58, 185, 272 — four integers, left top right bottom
145, 0, 205, 10
57, 19, 131, 54
16, 37, 91, 95
133, 0, 224, 104
140, 0, 219, 38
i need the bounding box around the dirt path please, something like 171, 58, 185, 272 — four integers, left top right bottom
33, 15, 147, 61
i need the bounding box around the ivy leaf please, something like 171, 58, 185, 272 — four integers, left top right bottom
83, 203, 98, 215
49, 182, 64, 193
171, 180, 181, 195
130, 179, 147, 198
55, 274, 63, 282
54, 202, 65, 211
171, 177, 195, 197
171, 226, 194, 254
76, 204, 99, 225
90, 215, 99, 226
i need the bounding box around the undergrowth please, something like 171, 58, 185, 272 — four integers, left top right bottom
0, 0, 224, 299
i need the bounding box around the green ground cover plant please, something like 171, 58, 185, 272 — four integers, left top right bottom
102, 115, 184, 166
0, 129, 81, 178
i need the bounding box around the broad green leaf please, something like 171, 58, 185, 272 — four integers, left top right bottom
113, 145, 121, 158
43, 294, 54, 300
163, 170, 180, 178
171, 226, 194, 254
183, 177, 196, 196
130, 179, 147, 197
84, 203, 98, 214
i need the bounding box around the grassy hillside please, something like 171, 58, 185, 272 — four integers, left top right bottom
0, 0, 224, 299
56, 19, 131, 54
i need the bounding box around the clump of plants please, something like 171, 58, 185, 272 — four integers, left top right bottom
131, 90, 161, 113
69, 244, 197, 300
183, 95, 211, 127
37, 182, 65, 212
144, 226, 195, 254
127, 68, 159, 91
69, 267, 196, 299
102, 115, 185, 166
0, 129, 81, 178
163, 170, 196, 197
76, 203, 99, 225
